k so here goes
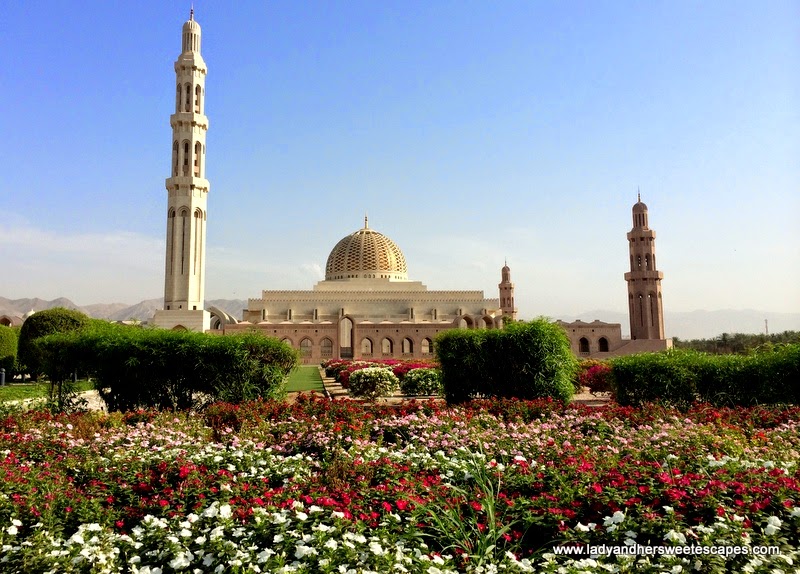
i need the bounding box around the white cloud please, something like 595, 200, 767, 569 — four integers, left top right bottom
0, 219, 163, 305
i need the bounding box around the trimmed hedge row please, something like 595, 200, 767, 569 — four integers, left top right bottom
610, 344, 800, 408
435, 319, 576, 404
37, 325, 298, 411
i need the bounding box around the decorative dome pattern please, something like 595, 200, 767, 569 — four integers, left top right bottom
325, 220, 408, 281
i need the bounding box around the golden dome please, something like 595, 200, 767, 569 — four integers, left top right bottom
325, 218, 408, 281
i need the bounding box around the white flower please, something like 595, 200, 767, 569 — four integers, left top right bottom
663, 505, 674, 513
603, 511, 625, 526
169, 552, 192, 570
219, 505, 232, 519
664, 530, 686, 544
324, 539, 338, 550
295, 511, 308, 521
764, 516, 782, 536
575, 522, 590, 532
257, 548, 274, 563
273, 534, 284, 543
791, 507, 800, 518
294, 544, 317, 558
369, 541, 384, 555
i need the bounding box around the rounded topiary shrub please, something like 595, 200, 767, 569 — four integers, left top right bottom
18, 308, 90, 380
400, 368, 443, 396
348, 367, 399, 401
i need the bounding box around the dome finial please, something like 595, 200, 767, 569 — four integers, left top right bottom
190, 4, 194, 20
364, 213, 369, 229
637, 186, 641, 203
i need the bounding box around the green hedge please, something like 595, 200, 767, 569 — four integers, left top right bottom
18, 308, 90, 379
38, 325, 298, 411
0, 325, 17, 377
435, 319, 576, 404
610, 344, 800, 408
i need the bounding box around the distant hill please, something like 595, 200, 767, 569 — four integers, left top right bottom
2, 296, 798, 340
0, 296, 248, 324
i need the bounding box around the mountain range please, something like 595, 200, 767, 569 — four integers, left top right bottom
1, 296, 798, 341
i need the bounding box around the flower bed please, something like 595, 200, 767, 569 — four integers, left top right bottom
0, 398, 798, 572
322, 358, 438, 388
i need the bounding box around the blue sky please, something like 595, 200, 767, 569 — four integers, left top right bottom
1, 1, 798, 328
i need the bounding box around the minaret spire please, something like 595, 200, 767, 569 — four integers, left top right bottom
624, 197, 665, 340
364, 213, 369, 229
154, 12, 210, 332
499, 260, 517, 321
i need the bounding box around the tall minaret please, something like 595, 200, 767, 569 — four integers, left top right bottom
154, 10, 210, 332
499, 260, 517, 321
624, 193, 665, 339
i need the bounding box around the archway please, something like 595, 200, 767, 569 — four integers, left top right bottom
339, 317, 354, 358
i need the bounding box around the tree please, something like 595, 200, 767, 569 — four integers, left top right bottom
0, 325, 17, 379
17, 308, 90, 380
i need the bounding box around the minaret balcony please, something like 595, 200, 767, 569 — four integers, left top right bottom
624, 270, 664, 281
165, 175, 210, 191
170, 113, 209, 129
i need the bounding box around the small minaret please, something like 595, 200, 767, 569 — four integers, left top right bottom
499, 260, 517, 321
624, 193, 665, 339
154, 10, 210, 331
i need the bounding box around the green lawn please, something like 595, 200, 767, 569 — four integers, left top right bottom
0, 380, 94, 402
285, 366, 325, 393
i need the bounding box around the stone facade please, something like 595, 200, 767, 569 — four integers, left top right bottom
225, 220, 506, 364
153, 10, 210, 332
149, 14, 673, 361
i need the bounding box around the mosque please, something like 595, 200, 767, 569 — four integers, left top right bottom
151, 12, 671, 363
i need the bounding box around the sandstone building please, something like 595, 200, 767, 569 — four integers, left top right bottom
150, 12, 671, 361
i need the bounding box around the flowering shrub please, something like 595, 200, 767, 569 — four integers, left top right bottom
347, 366, 399, 401
578, 360, 614, 395
0, 398, 799, 572
321, 358, 438, 389
400, 367, 443, 396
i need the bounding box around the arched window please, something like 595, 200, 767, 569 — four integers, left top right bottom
281, 337, 292, 346
179, 209, 189, 275
320, 338, 333, 358
183, 141, 190, 175
598, 337, 609, 352
645, 254, 651, 271
381, 338, 393, 355
579, 337, 590, 354
361, 338, 373, 356
421, 338, 431, 355
637, 255, 642, 269
194, 142, 202, 176
184, 83, 192, 112
649, 293, 657, 327
299, 338, 312, 357
172, 141, 179, 176
194, 85, 202, 113
176, 85, 181, 111
638, 294, 645, 327
402, 338, 413, 354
